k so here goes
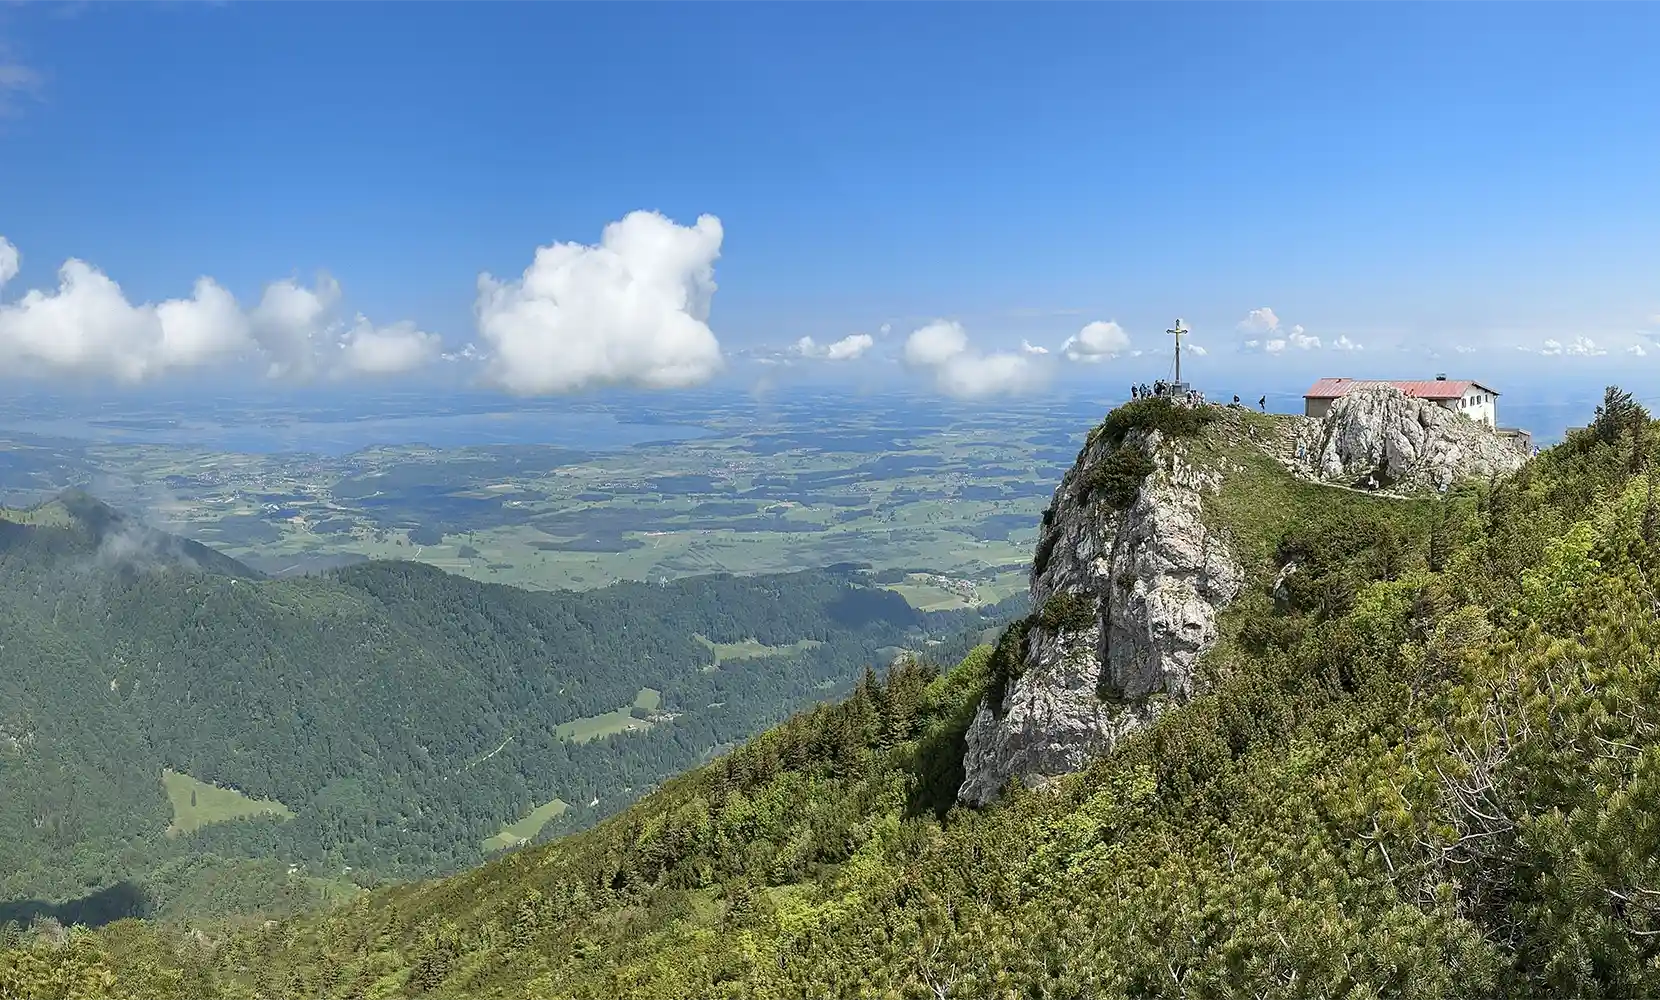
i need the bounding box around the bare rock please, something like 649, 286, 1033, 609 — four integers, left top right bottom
958, 425, 1242, 806
1290, 385, 1527, 492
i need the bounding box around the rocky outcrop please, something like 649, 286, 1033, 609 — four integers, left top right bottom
958, 425, 1242, 806
1289, 385, 1527, 492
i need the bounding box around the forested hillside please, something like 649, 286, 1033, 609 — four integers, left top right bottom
0, 494, 1017, 927
9, 388, 1655, 1000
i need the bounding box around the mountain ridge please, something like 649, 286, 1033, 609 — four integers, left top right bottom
8, 388, 1660, 999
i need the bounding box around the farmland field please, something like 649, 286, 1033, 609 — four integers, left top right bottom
0, 386, 1102, 608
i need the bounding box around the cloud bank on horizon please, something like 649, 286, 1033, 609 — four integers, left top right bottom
0, 236, 438, 382
902, 320, 1049, 398
2, 210, 1652, 397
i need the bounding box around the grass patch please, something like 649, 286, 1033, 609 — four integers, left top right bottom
556, 687, 664, 743
1194, 412, 1440, 575
162, 769, 292, 836
481, 797, 571, 853
694, 635, 824, 664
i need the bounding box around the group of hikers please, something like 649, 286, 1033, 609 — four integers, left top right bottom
1131, 381, 1268, 412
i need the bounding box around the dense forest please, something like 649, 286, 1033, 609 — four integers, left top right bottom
0, 494, 1020, 926
9, 388, 1660, 999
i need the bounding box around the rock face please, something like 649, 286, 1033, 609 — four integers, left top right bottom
958, 425, 1242, 806
1289, 385, 1527, 492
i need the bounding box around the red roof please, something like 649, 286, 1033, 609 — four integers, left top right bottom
1303, 377, 1499, 401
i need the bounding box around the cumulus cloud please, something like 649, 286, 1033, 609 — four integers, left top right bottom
1331, 335, 1362, 351
1238, 307, 1280, 335
1236, 308, 1329, 353
1061, 320, 1130, 362
475, 210, 724, 394
1020, 339, 1049, 355
902, 319, 1045, 398
0, 251, 254, 381
1532, 336, 1607, 357
795, 332, 873, 361
1453, 344, 1478, 354
0, 236, 434, 382
338, 318, 441, 375
878, 322, 892, 336
1188, 344, 1209, 356
1286, 324, 1321, 350
1628, 344, 1647, 357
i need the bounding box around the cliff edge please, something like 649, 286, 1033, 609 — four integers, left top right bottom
960, 390, 1528, 806
958, 405, 1241, 806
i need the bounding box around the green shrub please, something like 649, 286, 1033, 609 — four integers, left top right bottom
1081, 445, 1156, 509
1032, 529, 1060, 578
1037, 591, 1097, 633
1096, 397, 1217, 449
985, 617, 1032, 707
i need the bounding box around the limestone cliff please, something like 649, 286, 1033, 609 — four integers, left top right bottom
958, 421, 1242, 806
1288, 384, 1527, 492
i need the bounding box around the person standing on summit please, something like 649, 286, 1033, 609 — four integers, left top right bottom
1259, 395, 1266, 412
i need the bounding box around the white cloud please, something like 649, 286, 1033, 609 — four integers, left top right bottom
248, 274, 340, 379
1020, 339, 1049, 355
878, 322, 892, 337
0, 237, 18, 287
1330, 335, 1362, 351
338, 318, 441, 375
1533, 336, 1606, 357
1061, 320, 1130, 362
795, 332, 873, 361
902, 319, 1045, 398
476, 210, 724, 395
1453, 344, 1477, 354
1236, 308, 1331, 353
0, 235, 433, 382
1187, 344, 1208, 356
0, 251, 255, 381
1286, 324, 1321, 350
1628, 344, 1647, 357
1238, 307, 1280, 335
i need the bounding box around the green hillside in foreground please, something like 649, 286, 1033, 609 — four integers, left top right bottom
9, 388, 1660, 999
0, 492, 1019, 926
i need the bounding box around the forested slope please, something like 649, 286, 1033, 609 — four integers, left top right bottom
0, 493, 1014, 926
12, 389, 1660, 999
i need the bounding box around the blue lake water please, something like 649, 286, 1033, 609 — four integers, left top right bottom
2, 410, 710, 456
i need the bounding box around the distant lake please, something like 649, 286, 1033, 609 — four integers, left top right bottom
1, 410, 710, 456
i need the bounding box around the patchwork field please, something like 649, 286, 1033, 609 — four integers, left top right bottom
6, 389, 1097, 608
162, 769, 293, 836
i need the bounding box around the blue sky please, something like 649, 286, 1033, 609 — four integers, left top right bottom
1, 2, 1658, 400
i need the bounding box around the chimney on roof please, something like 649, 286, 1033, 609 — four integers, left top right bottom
1435, 374, 1447, 381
